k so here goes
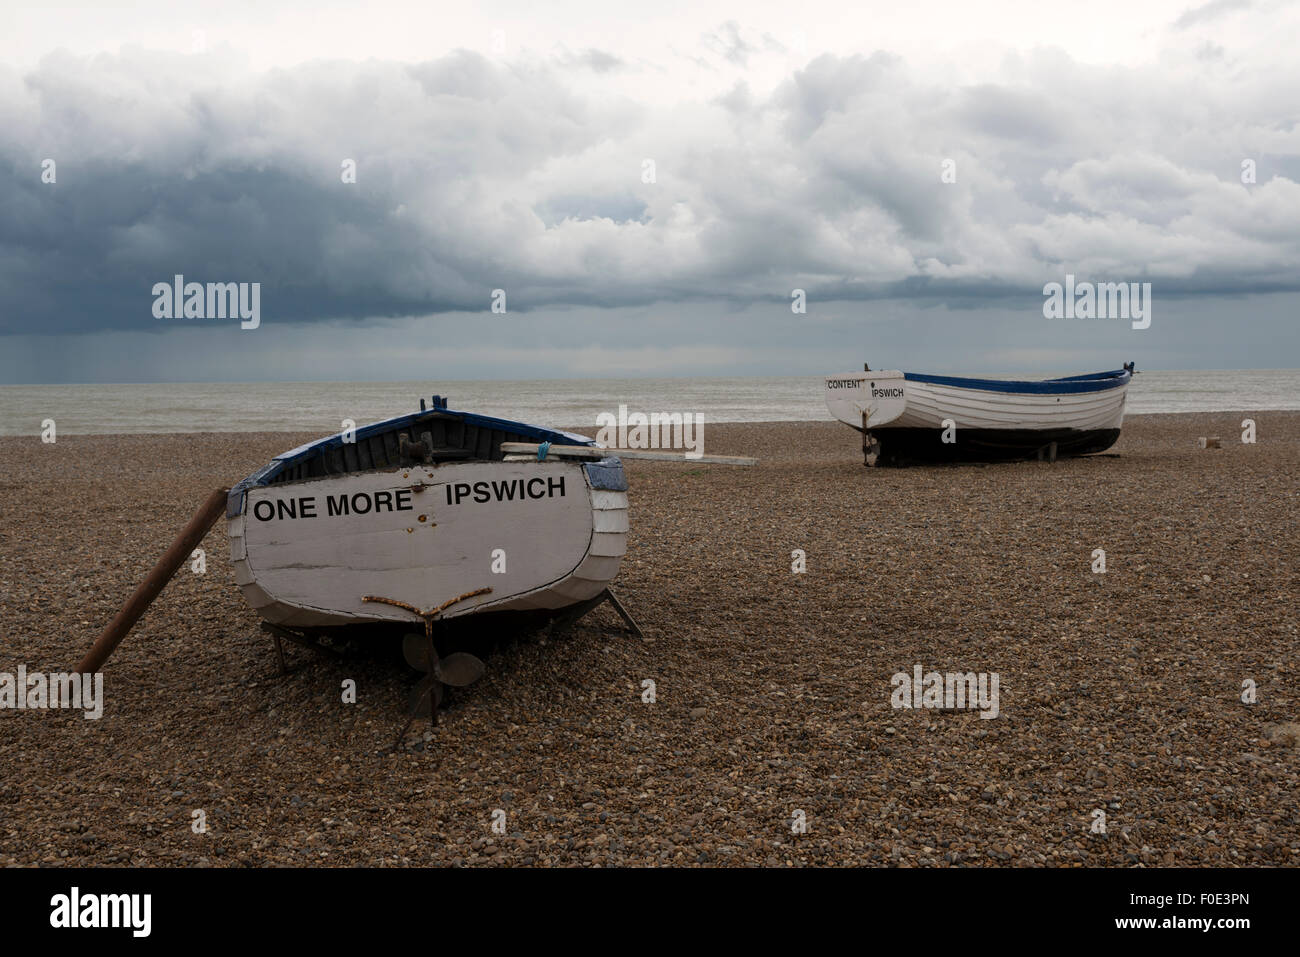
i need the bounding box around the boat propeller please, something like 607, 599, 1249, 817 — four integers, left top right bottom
400, 632, 486, 721
360, 589, 489, 696
360, 589, 495, 745
402, 632, 485, 685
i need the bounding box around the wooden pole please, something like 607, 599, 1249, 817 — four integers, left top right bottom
75, 487, 230, 674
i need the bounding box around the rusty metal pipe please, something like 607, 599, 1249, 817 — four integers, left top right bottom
75, 487, 230, 674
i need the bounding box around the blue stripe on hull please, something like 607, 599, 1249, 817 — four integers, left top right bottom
902, 368, 1131, 395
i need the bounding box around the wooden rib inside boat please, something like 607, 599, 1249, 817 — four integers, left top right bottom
263, 410, 541, 483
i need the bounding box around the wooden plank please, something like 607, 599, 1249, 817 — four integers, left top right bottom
501, 443, 757, 466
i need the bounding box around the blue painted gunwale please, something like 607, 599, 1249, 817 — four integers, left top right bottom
227, 403, 625, 519
902, 367, 1132, 395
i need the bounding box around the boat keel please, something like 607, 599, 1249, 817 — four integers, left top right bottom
862, 427, 1122, 466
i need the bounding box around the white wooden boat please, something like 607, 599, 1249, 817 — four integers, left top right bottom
78, 394, 749, 738
825, 364, 1134, 465
226, 396, 628, 633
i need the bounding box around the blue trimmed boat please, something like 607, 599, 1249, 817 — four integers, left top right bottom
226, 395, 628, 636
825, 364, 1134, 465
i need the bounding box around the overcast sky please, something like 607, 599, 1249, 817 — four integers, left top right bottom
1, 0, 1297, 382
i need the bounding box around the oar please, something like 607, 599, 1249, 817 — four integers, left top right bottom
500, 442, 757, 466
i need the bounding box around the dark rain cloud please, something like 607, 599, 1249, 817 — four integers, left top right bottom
1, 43, 1298, 337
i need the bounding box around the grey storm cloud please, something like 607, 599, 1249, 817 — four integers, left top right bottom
701, 21, 787, 66
1173, 0, 1255, 30
1, 43, 1298, 337
560, 49, 627, 74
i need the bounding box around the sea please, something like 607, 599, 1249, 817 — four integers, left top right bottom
1, 370, 1298, 436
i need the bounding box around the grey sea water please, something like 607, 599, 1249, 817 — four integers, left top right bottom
1, 370, 1298, 436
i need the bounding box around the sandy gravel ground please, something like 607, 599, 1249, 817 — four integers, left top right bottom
1, 412, 1297, 866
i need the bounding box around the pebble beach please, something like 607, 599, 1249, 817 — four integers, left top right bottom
1, 412, 1297, 867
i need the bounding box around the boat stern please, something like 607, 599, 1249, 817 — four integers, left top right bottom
825, 371, 907, 431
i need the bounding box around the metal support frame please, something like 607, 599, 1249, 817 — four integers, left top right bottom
549, 588, 645, 640
260, 621, 347, 676
264, 588, 645, 752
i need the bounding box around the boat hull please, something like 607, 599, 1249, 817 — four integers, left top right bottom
825, 367, 1131, 465
228, 460, 627, 630
864, 426, 1122, 464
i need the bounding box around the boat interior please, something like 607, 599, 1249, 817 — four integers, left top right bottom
266, 411, 546, 485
